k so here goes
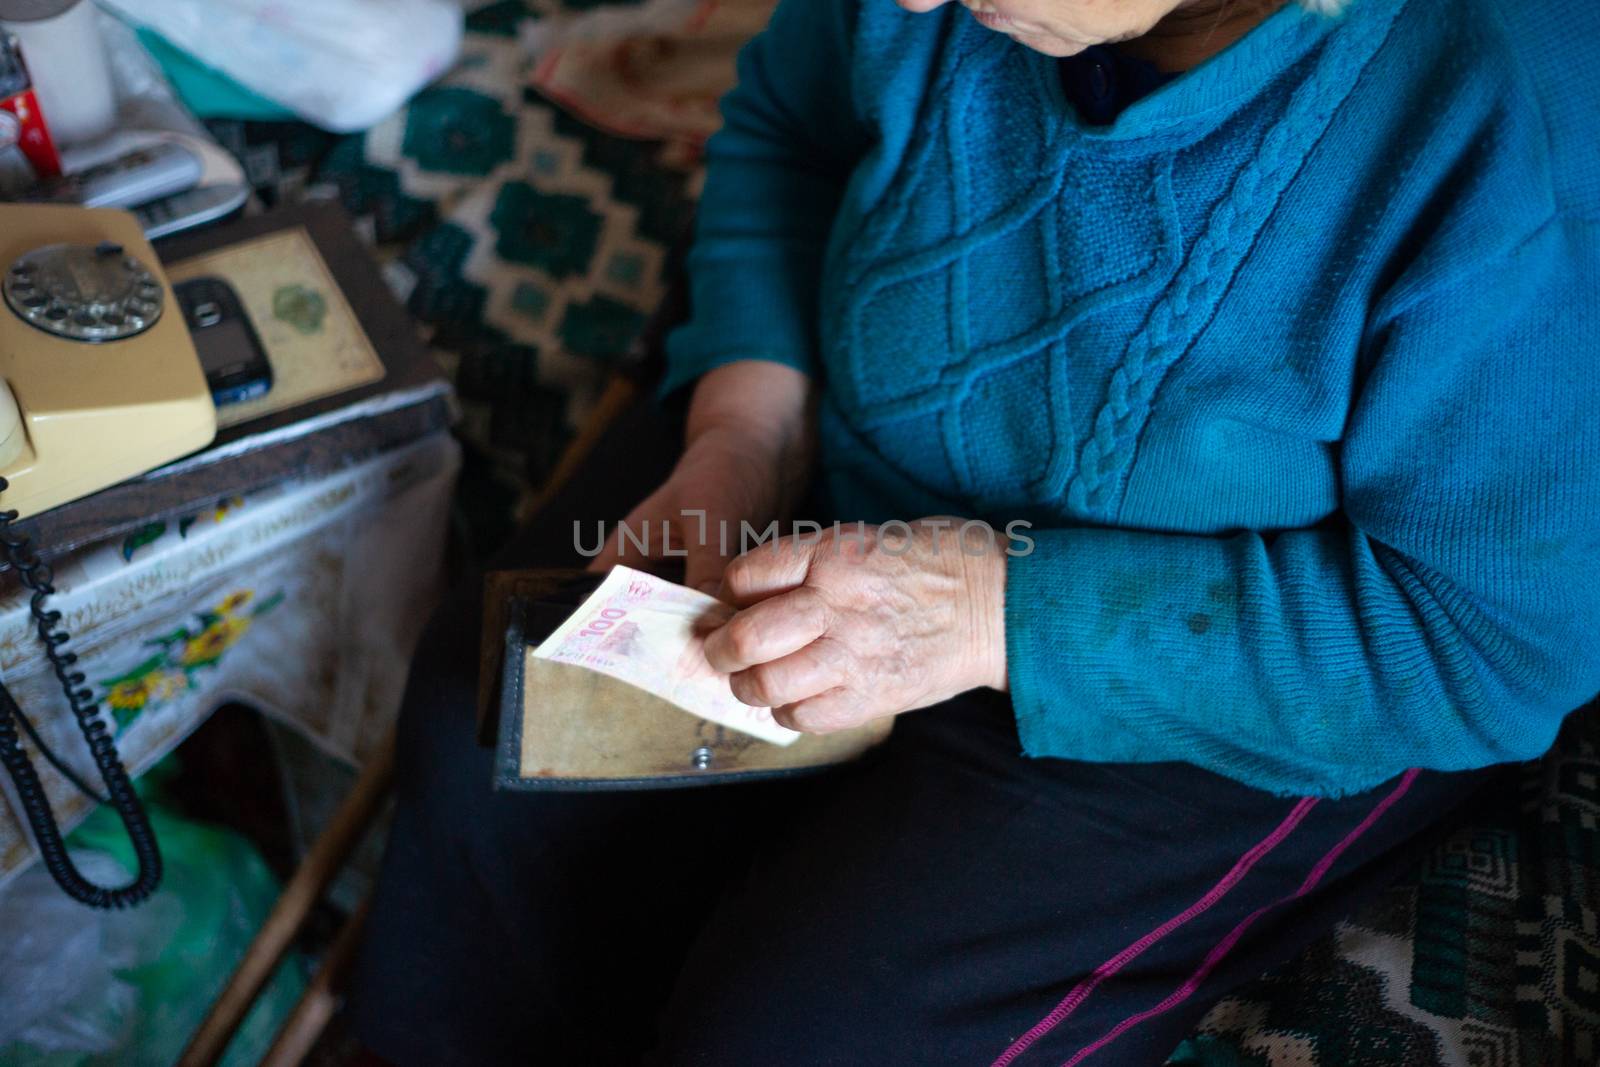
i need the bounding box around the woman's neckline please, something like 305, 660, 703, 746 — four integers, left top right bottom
1058, 46, 1176, 127
1024, 0, 1346, 146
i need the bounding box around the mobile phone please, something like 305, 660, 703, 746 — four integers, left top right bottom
174, 276, 273, 407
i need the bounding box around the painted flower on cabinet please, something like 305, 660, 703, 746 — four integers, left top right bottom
99, 589, 285, 732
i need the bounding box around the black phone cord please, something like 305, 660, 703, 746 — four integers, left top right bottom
0, 477, 161, 908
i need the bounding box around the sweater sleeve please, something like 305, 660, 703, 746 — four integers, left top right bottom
1006, 216, 1600, 797
660, 0, 867, 397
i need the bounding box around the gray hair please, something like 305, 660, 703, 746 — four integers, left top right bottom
1299, 0, 1349, 13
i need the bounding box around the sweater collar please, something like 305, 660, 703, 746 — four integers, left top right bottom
1020, 0, 1368, 147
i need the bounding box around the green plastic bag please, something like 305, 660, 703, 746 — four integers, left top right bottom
0, 763, 307, 1067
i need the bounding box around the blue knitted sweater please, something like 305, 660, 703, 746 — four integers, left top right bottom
663, 0, 1600, 796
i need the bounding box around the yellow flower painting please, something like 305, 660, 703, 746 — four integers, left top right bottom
99, 588, 285, 732
178, 616, 251, 668
105, 671, 188, 714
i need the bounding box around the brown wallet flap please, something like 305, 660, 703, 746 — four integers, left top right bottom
478, 568, 578, 744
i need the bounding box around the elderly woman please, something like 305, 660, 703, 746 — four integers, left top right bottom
352, 0, 1599, 1063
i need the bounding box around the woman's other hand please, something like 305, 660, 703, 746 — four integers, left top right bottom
586, 360, 813, 593
702, 520, 1008, 733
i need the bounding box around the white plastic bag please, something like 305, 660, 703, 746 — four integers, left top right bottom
98, 0, 462, 133
0, 851, 148, 1055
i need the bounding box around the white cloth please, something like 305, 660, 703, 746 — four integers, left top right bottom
0, 432, 460, 887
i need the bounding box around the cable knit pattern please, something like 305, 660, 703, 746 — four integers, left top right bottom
1063, 0, 1397, 518
664, 0, 1600, 795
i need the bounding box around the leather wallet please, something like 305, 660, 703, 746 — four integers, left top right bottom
484, 569, 893, 791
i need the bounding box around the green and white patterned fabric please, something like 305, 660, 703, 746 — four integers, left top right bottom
1174, 707, 1600, 1066
211, 0, 699, 548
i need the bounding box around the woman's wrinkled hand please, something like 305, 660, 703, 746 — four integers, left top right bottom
584, 424, 791, 593
702, 520, 1008, 733
586, 360, 813, 593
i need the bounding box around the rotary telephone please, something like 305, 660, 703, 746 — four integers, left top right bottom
0, 202, 216, 907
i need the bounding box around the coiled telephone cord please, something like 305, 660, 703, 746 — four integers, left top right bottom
0, 476, 161, 908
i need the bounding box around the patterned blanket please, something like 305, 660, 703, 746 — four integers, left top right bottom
201, 3, 1599, 1062
1175, 707, 1600, 1066
208, 0, 723, 547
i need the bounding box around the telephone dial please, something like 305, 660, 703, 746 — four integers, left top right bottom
0, 202, 217, 907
